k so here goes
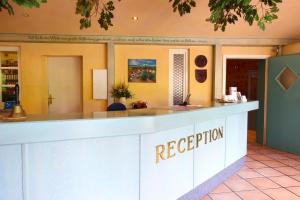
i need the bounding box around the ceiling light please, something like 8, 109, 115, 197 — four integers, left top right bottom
22, 13, 30, 17
132, 16, 138, 21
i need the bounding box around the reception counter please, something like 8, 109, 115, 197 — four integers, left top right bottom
0, 101, 258, 200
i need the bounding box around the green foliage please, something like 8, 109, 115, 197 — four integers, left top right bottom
111, 82, 134, 99
207, 0, 282, 31
76, 0, 118, 30
170, 0, 196, 16
0, 0, 47, 15
0, 0, 14, 15
170, 0, 282, 31
13, 0, 47, 8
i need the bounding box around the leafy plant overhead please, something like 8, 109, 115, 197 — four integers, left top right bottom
0, 0, 282, 31
0, 0, 46, 15
205, 0, 283, 31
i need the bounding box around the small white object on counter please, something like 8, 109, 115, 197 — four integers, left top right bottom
241, 95, 247, 102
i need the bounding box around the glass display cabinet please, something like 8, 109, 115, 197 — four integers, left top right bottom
0, 47, 19, 106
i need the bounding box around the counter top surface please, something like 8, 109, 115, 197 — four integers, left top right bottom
0, 101, 255, 123
0, 101, 258, 145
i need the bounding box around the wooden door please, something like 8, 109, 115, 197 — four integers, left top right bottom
48, 56, 82, 114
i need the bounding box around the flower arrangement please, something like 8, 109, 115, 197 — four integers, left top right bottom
111, 82, 134, 99
132, 100, 147, 109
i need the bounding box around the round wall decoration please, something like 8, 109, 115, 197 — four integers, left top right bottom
195, 55, 207, 68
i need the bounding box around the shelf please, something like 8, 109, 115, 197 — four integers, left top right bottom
0, 85, 15, 88
0, 66, 18, 70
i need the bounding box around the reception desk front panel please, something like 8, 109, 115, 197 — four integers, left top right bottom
0, 102, 258, 200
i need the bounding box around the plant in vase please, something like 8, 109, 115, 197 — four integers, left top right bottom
111, 82, 134, 105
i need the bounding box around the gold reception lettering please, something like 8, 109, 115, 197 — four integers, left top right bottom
196, 133, 202, 148
167, 140, 176, 159
187, 135, 194, 151
177, 138, 186, 153
156, 144, 166, 164
218, 127, 223, 138
155, 126, 224, 164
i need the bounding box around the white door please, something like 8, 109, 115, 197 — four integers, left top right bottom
48, 56, 82, 114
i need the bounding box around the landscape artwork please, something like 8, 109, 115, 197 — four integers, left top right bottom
128, 59, 156, 83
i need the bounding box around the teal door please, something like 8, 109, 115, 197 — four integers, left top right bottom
267, 54, 300, 155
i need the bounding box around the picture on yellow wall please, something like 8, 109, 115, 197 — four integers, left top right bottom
128, 59, 156, 83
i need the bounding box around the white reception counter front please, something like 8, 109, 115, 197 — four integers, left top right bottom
0, 101, 258, 200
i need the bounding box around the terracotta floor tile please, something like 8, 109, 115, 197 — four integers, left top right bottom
263, 188, 300, 200
278, 159, 300, 167
237, 168, 264, 179
260, 160, 287, 168
227, 174, 243, 181
268, 153, 289, 160
201, 195, 212, 200
259, 149, 278, 154
246, 177, 281, 190
286, 154, 300, 160
209, 192, 241, 200
211, 184, 231, 194
204, 143, 300, 199
247, 150, 256, 155
254, 168, 284, 177
236, 190, 272, 200
292, 175, 300, 182
248, 154, 273, 161
225, 177, 256, 192
246, 161, 268, 169
287, 187, 300, 197
240, 166, 249, 170
269, 176, 300, 187
274, 166, 300, 176
245, 157, 254, 162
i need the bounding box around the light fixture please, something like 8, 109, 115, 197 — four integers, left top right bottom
22, 12, 30, 17
132, 16, 138, 21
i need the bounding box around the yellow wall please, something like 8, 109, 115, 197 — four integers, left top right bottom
282, 42, 300, 55
222, 46, 276, 57
0, 43, 107, 114
0, 43, 278, 114
115, 45, 213, 107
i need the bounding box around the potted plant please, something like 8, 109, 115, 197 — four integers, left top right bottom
111, 82, 134, 105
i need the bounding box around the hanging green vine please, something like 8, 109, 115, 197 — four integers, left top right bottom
0, 0, 283, 31
0, 0, 47, 14
76, 0, 120, 30
205, 0, 282, 31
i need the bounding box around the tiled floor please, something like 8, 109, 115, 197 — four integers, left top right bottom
202, 135, 300, 200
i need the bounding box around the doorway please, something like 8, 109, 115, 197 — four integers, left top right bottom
48, 56, 83, 114
225, 58, 266, 144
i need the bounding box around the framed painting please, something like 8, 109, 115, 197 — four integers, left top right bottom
128, 59, 156, 83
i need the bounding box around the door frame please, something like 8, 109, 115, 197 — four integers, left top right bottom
168, 49, 189, 106
46, 56, 83, 114
223, 54, 270, 145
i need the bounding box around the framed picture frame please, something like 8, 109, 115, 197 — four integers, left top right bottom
128, 59, 156, 83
